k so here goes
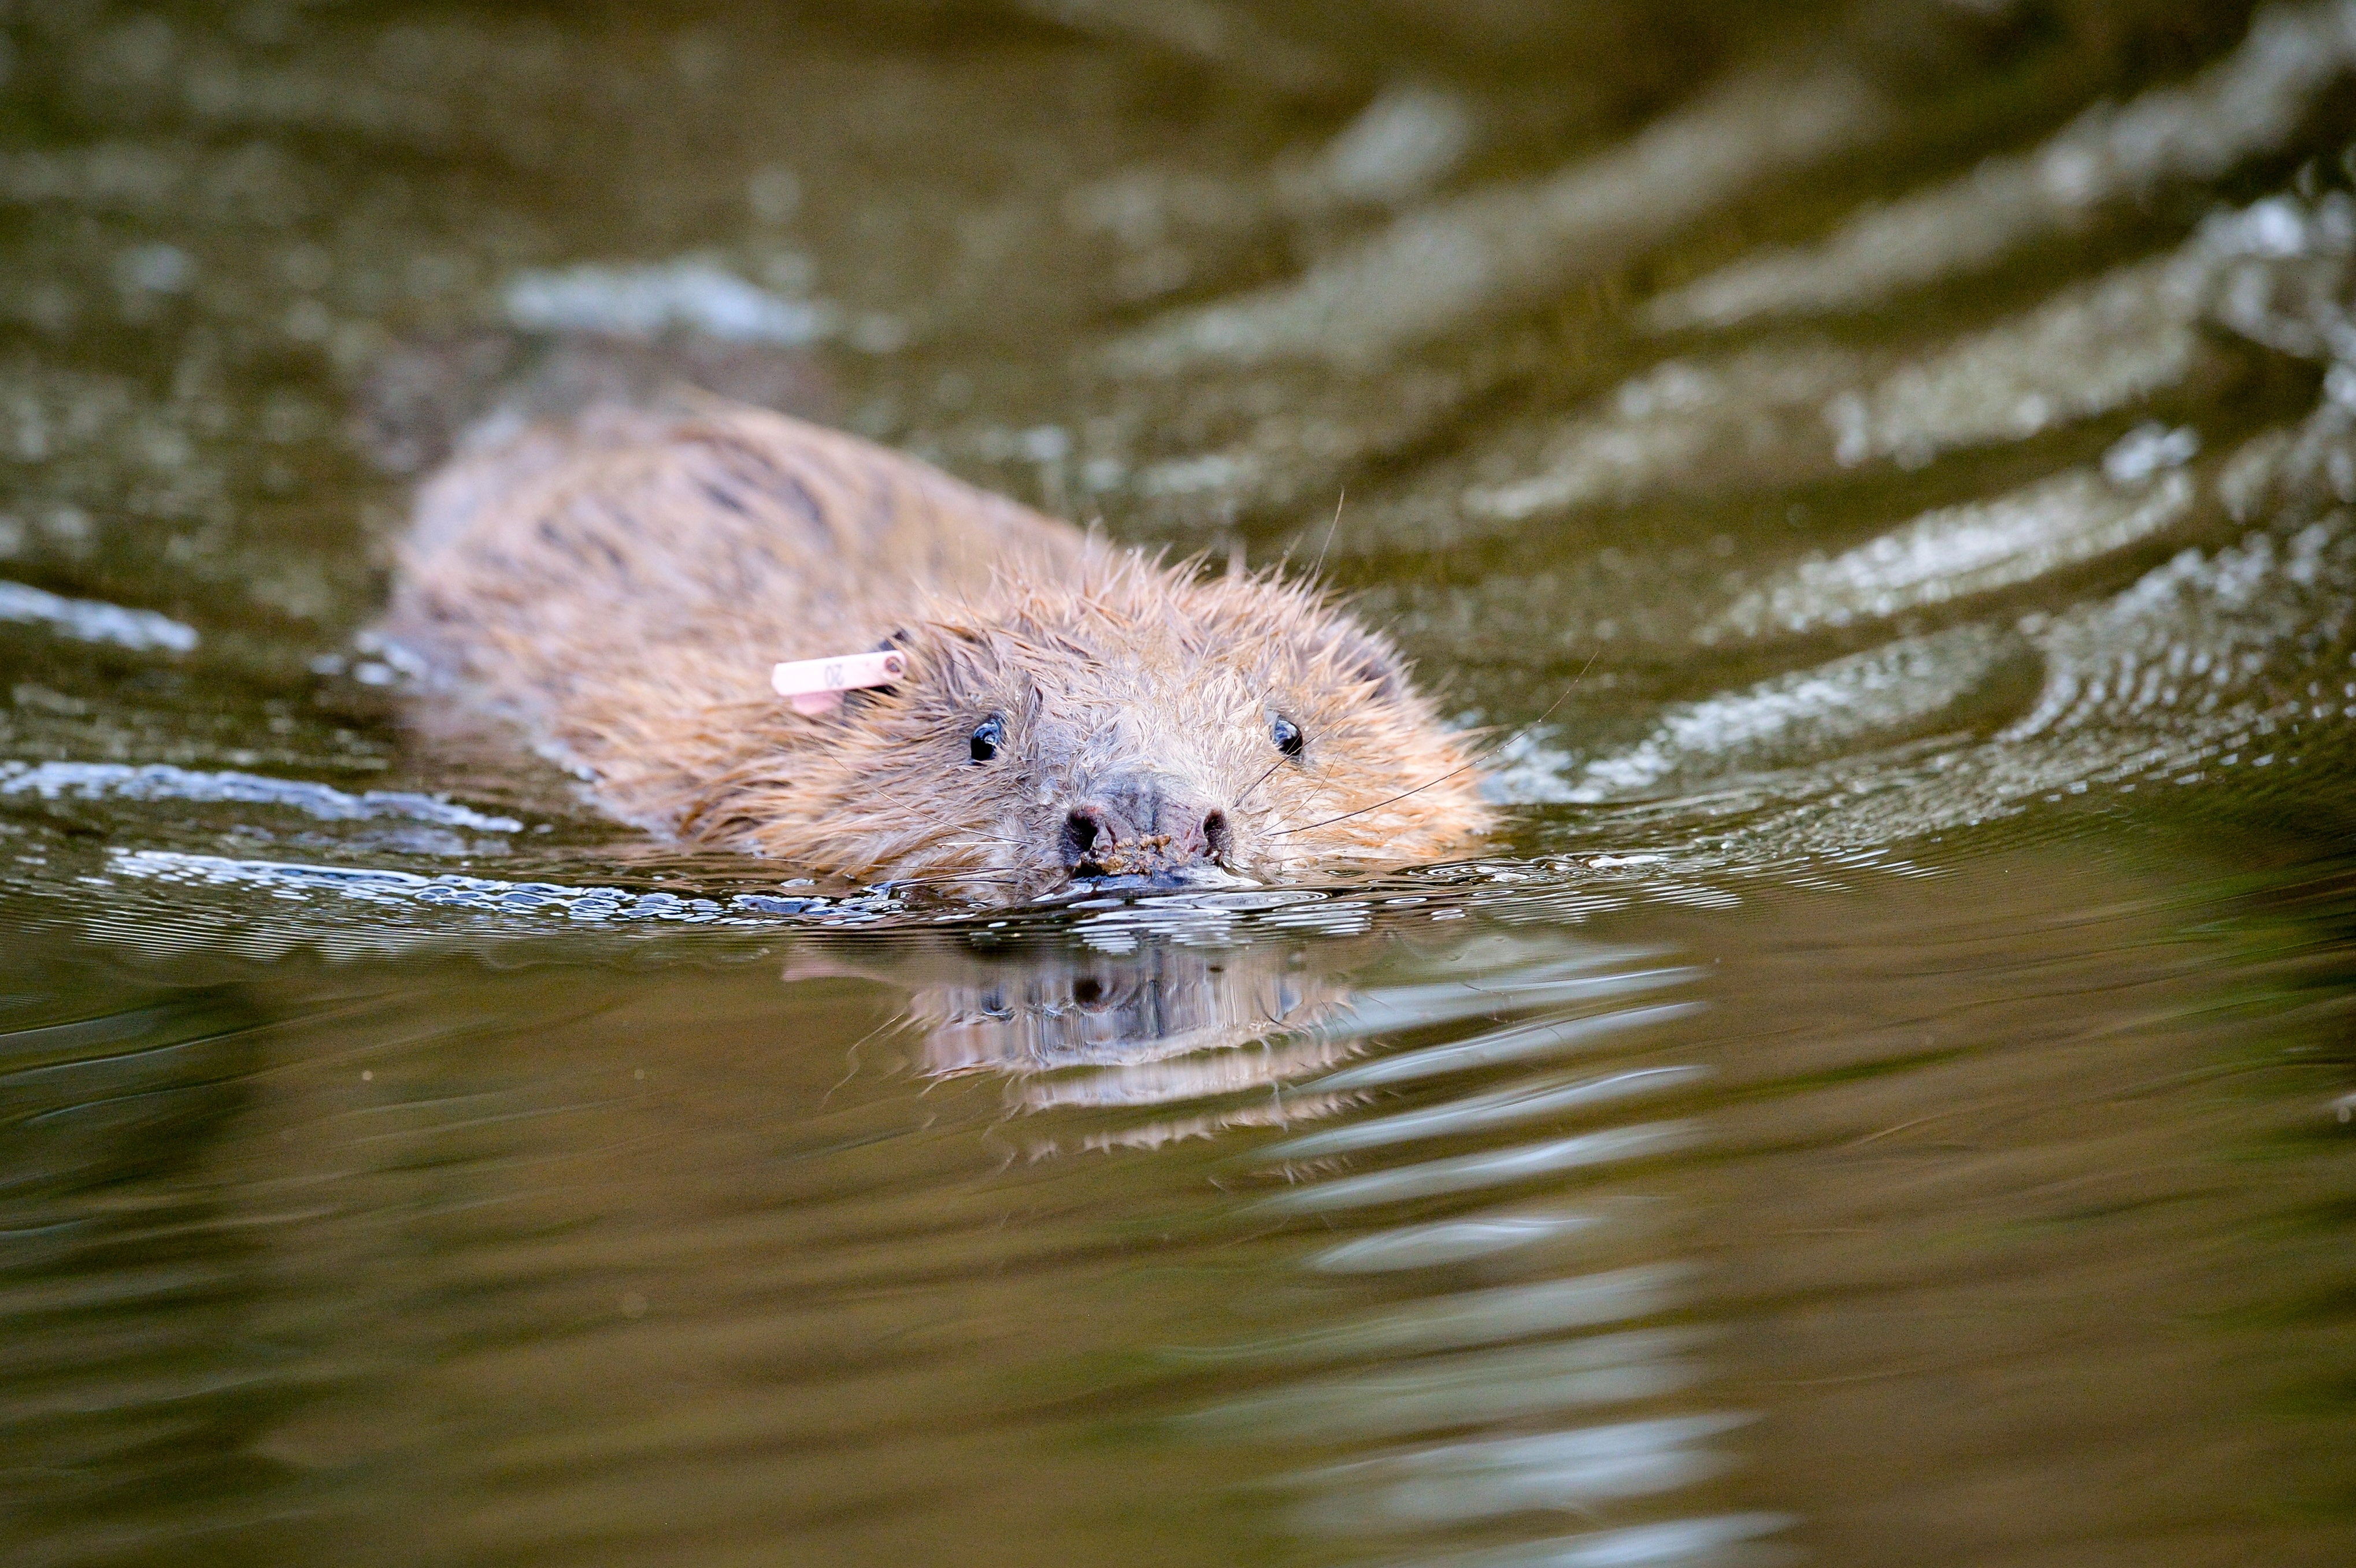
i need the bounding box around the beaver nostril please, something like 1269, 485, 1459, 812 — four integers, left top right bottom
1202, 809, 1229, 858
1061, 809, 1103, 868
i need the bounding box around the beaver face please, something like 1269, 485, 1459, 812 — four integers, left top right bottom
777, 558, 1492, 904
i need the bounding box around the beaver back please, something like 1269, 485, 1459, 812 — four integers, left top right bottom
382, 402, 1083, 771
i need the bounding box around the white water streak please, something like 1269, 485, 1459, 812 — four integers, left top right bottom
0, 580, 197, 652
0, 761, 523, 831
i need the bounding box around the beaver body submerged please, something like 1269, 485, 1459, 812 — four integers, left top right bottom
381, 401, 1489, 902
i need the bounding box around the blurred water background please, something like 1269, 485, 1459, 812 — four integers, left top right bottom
3, 2, 2356, 1564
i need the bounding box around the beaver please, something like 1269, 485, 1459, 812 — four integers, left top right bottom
379, 399, 1490, 903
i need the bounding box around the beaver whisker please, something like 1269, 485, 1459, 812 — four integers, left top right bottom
1309, 487, 1344, 582
1231, 757, 1286, 813
877, 865, 1025, 883
1269, 657, 1597, 837
876, 873, 1029, 891
1267, 759, 1482, 836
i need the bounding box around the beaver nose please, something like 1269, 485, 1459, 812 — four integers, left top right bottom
1061, 773, 1225, 876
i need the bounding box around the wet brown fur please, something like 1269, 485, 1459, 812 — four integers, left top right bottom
380, 400, 1490, 902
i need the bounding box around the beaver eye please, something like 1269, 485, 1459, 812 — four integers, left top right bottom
1271, 716, 1305, 757
969, 714, 1005, 763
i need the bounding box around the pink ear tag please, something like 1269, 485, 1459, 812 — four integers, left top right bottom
771, 649, 907, 717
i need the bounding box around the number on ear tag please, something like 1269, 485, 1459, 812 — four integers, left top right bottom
771, 650, 907, 717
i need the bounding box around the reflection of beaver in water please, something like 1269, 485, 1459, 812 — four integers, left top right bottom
380, 399, 1490, 902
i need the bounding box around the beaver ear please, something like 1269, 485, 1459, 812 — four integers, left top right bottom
903, 624, 999, 696
842, 629, 916, 712
1325, 624, 1410, 705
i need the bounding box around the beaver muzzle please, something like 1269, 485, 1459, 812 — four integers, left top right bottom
1059, 771, 1232, 883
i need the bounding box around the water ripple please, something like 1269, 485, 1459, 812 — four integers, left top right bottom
1261, 1067, 1706, 1161
1, 761, 520, 832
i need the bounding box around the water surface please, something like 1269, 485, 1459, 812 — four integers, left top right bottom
4, 4, 2356, 1565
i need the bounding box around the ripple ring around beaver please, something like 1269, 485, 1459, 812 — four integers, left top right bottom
378, 401, 1491, 904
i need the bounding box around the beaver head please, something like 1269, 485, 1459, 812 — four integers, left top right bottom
676, 553, 1491, 903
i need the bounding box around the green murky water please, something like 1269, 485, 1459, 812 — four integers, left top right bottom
4, 3, 2356, 1564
